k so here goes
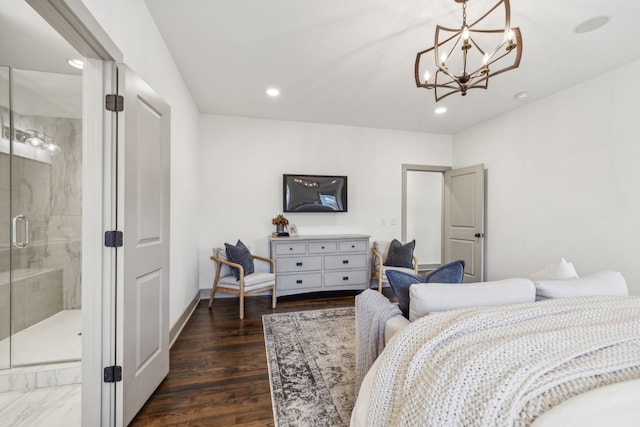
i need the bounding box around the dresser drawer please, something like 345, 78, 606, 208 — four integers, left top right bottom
308, 241, 337, 254
324, 270, 367, 287
278, 273, 322, 290
324, 254, 367, 270
339, 240, 368, 252
277, 256, 322, 272
273, 242, 307, 255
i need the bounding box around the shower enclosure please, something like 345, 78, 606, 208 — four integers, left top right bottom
0, 65, 82, 370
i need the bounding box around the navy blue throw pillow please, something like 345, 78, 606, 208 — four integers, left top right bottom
224, 240, 255, 280
424, 260, 466, 283
386, 270, 425, 318
383, 239, 415, 269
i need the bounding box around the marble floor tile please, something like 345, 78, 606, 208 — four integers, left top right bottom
10, 310, 82, 366
0, 383, 80, 427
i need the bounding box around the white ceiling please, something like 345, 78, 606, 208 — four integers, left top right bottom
144, 0, 640, 134
2, 1, 639, 133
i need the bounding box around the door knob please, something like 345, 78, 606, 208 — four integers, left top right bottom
474, 233, 485, 238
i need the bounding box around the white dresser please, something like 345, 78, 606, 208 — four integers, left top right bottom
269, 234, 371, 296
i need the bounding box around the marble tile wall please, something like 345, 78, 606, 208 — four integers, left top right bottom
0, 106, 82, 335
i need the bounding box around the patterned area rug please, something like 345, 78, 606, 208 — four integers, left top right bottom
263, 307, 356, 427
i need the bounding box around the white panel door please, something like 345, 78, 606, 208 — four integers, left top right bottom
116, 65, 170, 425
443, 164, 485, 282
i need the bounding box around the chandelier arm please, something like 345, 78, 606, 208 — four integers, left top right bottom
467, 76, 489, 91
467, 0, 509, 30
485, 28, 522, 71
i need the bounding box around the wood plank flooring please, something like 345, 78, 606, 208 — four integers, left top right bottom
130, 289, 394, 426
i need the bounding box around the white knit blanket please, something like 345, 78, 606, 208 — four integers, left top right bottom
368, 295, 640, 427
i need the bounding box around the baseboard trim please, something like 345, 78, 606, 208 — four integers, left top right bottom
169, 291, 200, 348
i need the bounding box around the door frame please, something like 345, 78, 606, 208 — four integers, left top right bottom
26, 0, 123, 425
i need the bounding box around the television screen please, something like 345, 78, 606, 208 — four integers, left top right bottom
283, 174, 348, 212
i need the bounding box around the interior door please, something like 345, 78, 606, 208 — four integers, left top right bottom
443, 164, 485, 282
116, 65, 171, 425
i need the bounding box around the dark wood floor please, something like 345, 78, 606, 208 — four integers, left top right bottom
130, 289, 394, 426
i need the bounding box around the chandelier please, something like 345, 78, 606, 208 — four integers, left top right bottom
414, 0, 522, 102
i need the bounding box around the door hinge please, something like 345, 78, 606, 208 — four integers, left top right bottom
104, 230, 123, 248
105, 94, 124, 112
104, 365, 122, 383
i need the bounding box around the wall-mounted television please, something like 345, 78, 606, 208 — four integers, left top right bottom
283, 174, 348, 212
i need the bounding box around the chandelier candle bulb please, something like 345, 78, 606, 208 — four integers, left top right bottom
462, 26, 470, 41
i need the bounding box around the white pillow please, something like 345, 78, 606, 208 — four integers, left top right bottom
533, 270, 628, 301
373, 241, 391, 267
529, 258, 578, 280
213, 247, 233, 277
408, 278, 536, 321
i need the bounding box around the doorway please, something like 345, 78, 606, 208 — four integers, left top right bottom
402, 164, 486, 281
401, 164, 450, 271
0, 67, 83, 370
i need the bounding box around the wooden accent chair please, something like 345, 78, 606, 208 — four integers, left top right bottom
371, 240, 418, 293
209, 247, 277, 319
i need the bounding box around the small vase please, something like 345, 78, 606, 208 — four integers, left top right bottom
276, 223, 285, 234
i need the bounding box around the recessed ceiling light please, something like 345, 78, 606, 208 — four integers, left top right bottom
514, 91, 529, 101
67, 59, 84, 70
434, 106, 447, 115
574, 16, 611, 34
266, 87, 280, 97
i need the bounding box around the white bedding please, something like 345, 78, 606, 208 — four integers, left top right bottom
351, 297, 640, 427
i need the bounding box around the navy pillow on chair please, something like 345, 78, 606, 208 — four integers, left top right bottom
225, 240, 255, 280
383, 239, 415, 269
386, 270, 425, 319
424, 260, 466, 283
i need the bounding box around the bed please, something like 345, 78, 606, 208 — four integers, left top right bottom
351, 270, 640, 427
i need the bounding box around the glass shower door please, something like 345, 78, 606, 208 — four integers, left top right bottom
9, 68, 83, 367
0, 66, 10, 369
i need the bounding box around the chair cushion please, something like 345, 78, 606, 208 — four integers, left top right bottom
383, 239, 415, 269
214, 247, 233, 277
373, 241, 391, 268
385, 270, 424, 318
225, 240, 255, 280
376, 265, 417, 276
423, 260, 466, 283
218, 272, 275, 291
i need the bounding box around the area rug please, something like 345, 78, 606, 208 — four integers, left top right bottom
263, 307, 356, 427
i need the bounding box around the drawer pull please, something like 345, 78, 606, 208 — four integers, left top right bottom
289, 247, 293, 251
351, 245, 355, 248
343, 276, 349, 281
296, 262, 303, 266
342, 260, 349, 264
321, 246, 325, 249
296, 279, 303, 284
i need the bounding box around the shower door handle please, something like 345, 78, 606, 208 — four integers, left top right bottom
12, 214, 30, 248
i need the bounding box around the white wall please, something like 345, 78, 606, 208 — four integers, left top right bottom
81, 0, 201, 326
198, 114, 452, 290
453, 59, 640, 295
